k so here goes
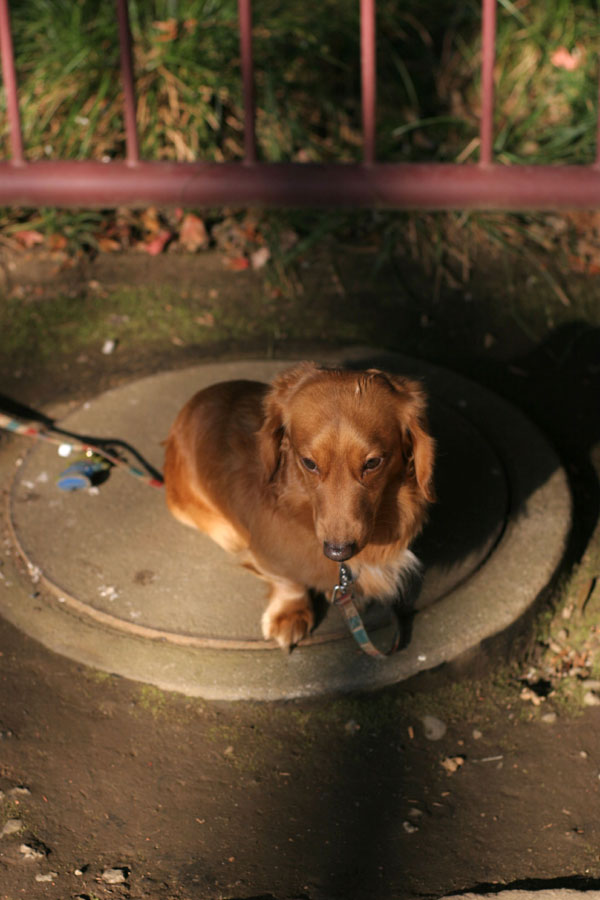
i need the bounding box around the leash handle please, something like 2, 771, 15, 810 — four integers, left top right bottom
332, 563, 401, 658
0, 412, 163, 489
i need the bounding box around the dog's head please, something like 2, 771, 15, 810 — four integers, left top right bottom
258, 363, 435, 561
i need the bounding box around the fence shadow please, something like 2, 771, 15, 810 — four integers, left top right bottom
289, 321, 599, 899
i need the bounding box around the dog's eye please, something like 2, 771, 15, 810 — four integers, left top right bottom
363, 456, 383, 473
301, 457, 319, 473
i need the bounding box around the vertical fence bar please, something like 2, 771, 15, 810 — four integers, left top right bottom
596, 71, 600, 166
0, 0, 24, 165
479, 0, 496, 165
238, 0, 257, 164
360, 0, 376, 165
116, 0, 140, 165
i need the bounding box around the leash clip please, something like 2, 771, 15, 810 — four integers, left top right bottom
331, 562, 353, 605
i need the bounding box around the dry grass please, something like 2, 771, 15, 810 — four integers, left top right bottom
2, 0, 597, 166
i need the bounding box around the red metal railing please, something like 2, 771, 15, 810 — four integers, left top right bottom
1, 0, 600, 210
116, 0, 140, 167
0, 0, 23, 166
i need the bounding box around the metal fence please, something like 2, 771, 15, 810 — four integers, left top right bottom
1, 0, 599, 210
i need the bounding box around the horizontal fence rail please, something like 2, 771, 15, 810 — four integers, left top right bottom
0, 0, 600, 210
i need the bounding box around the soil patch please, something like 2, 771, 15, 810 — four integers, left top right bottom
0, 245, 599, 899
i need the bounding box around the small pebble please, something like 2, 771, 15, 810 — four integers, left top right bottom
101, 867, 128, 884
402, 820, 419, 834
541, 712, 557, 724
421, 715, 447, 741
472, 729, 483, 740
19, 842, 47, 861
440, 755, 465, 775
101, 339, 117, 355
0, 818, 22, 838
520, 686, 541, 706
8, 786, 30, 798
583, 692, 600, 707
35, 872, 58, 883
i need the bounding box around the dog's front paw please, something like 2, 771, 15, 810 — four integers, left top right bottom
262, 598, 314, 651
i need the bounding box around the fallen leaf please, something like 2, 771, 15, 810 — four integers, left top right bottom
14, 229, 44, 249
47, 233, 68, 251
179, 213, 209, 252
212, 217, 247, 253
141, 230, 172, 256
251, 246, 271, 270
226, 256, 250, 271
551, 46, 583, 71
97, 237, 121, 253
153, 18, 178, 41
140, 207, 161, 235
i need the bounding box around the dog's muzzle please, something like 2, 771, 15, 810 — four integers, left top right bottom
323, 540, 357, 562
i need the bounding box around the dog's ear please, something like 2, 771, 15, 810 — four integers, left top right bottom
258, 362, 319, 482
381, 373, 436, 503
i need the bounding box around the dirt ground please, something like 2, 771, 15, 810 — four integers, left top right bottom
0, 238, 600, 900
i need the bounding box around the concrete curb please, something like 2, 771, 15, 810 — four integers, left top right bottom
439, 892, 600, 900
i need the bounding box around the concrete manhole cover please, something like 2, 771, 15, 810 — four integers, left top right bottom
1, 351, 571, 699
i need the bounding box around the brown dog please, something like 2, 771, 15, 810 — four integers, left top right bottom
164, 363, 435, 650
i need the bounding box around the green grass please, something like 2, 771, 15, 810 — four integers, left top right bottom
0, 285, 221, 362
3, 0, 598, 166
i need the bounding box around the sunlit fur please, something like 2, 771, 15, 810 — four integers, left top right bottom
164, 363, 435, 650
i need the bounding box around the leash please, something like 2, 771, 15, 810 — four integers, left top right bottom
331, 562, 401, 658
0, 412, 164, 489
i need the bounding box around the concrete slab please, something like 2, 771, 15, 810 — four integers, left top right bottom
441, 893, 600, 900
0, 350, 571, 699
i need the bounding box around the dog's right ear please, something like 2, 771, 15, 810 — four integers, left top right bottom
258, 362, 319, 482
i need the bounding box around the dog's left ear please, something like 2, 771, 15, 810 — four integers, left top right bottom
258, 362, 319, 482
384, 374, 436, 503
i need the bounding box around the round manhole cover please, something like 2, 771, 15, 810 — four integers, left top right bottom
2, 353, 571, 699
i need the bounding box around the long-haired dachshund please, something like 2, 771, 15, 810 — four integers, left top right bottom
164, 363, 435, 650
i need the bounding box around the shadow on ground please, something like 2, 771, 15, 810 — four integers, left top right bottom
0, 246, 599, 899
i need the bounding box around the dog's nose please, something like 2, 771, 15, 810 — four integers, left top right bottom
323, 541, 357, 561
